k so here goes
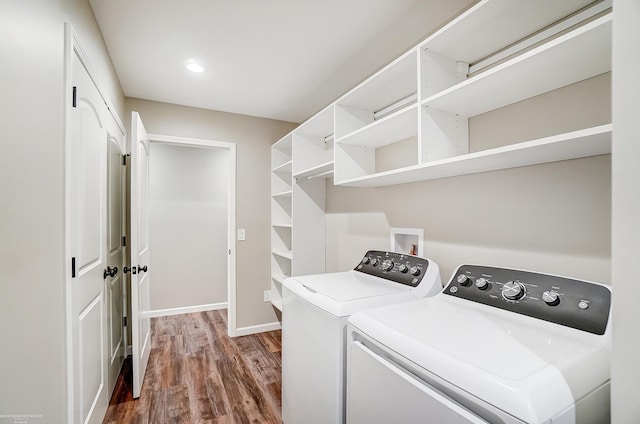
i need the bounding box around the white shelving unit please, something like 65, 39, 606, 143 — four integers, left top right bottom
337, 125, 611, 187
329, 0, 611, 186
270, 0, 612, 307
270, 106, 333, 311
270, 135, 293, 310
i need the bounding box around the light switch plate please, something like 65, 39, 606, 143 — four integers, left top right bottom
238, 228, 246, 241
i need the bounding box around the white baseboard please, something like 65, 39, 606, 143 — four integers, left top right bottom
125, 345, 132, 357
234, 321, 282, 337
141, 302, 228, 319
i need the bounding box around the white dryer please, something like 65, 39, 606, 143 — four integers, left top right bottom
347, 264, 612, 424
281, 250, 442, 424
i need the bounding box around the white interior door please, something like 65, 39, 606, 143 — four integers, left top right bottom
69, 52, 109, 424
106, 135, 126, 394
130, 111, 152, 398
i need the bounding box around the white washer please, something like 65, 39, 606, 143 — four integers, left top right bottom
347, 264, 612, 424
281, 250, 442, 424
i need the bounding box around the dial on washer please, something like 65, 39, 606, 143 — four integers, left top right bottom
456, 274, 472, 286
502, 280, 526, 300
381, 259, 394, 271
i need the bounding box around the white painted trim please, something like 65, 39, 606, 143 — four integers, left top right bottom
63, 23, 74, 424
234, 321, 282, 337
142, 302, 228, 318
147, 133, 236, 150
144, 133, 238, 337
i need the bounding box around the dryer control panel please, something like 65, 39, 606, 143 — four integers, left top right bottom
445, 265, 611, 335
354, 250, 430, 287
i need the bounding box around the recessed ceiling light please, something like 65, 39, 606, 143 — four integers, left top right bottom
187, 63, 204, 73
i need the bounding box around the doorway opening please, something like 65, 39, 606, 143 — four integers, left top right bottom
139, 133, 237, 333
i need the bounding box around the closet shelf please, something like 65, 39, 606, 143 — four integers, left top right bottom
422, 14, 612, 117
272, 274, 289, 285
272, 249, 293, 260
272, 190, 293, 198
421, 0, 601, 65
273, 223, 293, 228
272, 160, 292, 174
271, 298, 283, 311
336, 125, 611, 187
293, 161, 334, 180
336, 103, 417, 148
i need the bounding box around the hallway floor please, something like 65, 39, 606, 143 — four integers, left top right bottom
103, 310, 282, 423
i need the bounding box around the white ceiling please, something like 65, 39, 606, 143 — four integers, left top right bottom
89, 0, 473, 123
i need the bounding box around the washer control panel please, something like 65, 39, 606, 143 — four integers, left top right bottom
445, 265, 611, 335
355, 250, 430, 287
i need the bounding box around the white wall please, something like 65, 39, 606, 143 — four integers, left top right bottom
0, 0, 124, 421
326, 73, 611, 285
126, 98, 297, 329
149, 143, 229, 311
611, 0, 640, 421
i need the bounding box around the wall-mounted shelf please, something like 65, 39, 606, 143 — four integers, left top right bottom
272, 249, 293, 260
423, 15, 612, 117
272, 160, 292, 174
272, 223, 293, 228
293, 161, 334, 181
336, 104, 417, 148
336, 125, 611, 187
272, 190, 292, 198
420, 0, 600, 65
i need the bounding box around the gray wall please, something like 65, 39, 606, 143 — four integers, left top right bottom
0, 0, 124, 421
149, 143, 229, 311
125, 98, 297, 328
326, 73, 612, 285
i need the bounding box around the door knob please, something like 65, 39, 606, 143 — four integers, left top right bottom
103, 266, 118, 279
137, 265, 148, 273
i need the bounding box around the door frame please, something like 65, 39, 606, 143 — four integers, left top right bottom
63, 23, 127, 421
145, 133, 238, 336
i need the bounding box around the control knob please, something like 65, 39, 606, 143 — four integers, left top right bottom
381, 259, 394, 272
409, 266, 421, 276
362, 257, 371, 265
542, 290, 560, 306
398, 264, 409, 273
475, 277, 490, 290
502, 280, 526, 301
371, 258, 380, 267
456, 274, 472, 286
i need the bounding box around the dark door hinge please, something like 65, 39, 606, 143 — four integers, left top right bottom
122, 236, 126, 247
72, 86, 77, 108
71, 257, 76, 278
123, 316, 127, 327
122, 154, 127, 165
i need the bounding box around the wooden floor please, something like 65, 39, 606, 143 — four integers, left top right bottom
103, 310, 283, 424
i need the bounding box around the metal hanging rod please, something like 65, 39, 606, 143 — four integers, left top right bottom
296, 169, 334, 182
470, 0, 612, 74
373, 93, 417, 120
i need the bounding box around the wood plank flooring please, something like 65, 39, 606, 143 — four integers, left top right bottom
103, 310, 282, 424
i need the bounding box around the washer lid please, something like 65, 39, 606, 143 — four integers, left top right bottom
283, 271, 417, 317
348, 294, 611, 423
